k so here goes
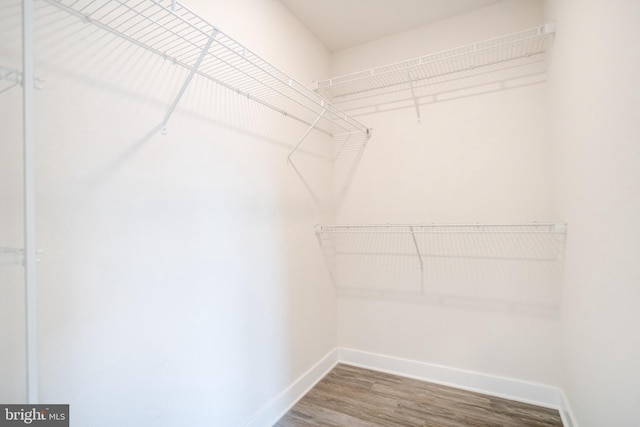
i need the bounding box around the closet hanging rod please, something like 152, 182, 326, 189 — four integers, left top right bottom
41, 0, 370, 137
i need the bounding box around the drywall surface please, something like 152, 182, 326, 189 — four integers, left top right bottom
0, 0, 337, 425
545, 0, 640, 425
0, 0, 27, 403
331, 1, 562, 386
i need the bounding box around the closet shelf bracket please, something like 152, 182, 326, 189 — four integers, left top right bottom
286, 106, 327, 162
409, 226, 425, 294
408, 73, 421, 122
160, 29, 218, 134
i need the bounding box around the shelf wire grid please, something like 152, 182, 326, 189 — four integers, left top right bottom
316, 224, 566, 305
315, 24, 555, 101
41, 0, 370, 138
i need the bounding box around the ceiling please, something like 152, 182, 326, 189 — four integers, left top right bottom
278, 0, 505, 52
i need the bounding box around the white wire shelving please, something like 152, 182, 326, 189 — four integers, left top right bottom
41, 0, 371, 142
316, 223, 566, 307
314, 24, 556, 117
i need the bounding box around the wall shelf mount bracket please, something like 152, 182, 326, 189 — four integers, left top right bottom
160, 29, 218, 134
287, 106, 327, 162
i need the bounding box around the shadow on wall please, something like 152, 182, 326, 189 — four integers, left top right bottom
288, 129, 371, 214
316, 224, 566, 319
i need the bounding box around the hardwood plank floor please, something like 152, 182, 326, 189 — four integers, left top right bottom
274, 364, 563, 427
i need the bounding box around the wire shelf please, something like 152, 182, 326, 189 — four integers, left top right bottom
41, 0, 370, 138
314, 24, 556, 102
316, 223, 566, 305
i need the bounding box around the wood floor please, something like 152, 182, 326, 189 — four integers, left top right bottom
274, 364, 563, 427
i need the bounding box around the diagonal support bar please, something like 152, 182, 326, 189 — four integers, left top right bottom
408, 73, 421, 122
286, 108, 327, 162
409, 226, 425, 294
160, 29, 217, 133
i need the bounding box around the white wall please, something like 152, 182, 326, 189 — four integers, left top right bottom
0, 0, 337, 425
332, 0, 564, 386
0, 0, 27, 403
545, 0, 640, 425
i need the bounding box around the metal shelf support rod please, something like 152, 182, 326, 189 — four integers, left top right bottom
287, 107, 327, 162
409, 226, 425, 294
409, 227, 424, 271
408, 73, 421, 122
160, 28, 217, 133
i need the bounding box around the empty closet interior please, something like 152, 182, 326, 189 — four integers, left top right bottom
2, 0, 639, 426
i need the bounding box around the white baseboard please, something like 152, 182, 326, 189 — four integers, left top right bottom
558, 389, 579, 427
242, 348, 339, 427
339, 348, 562, 409
339, 348, 579, 427
246, 347, 578, 427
